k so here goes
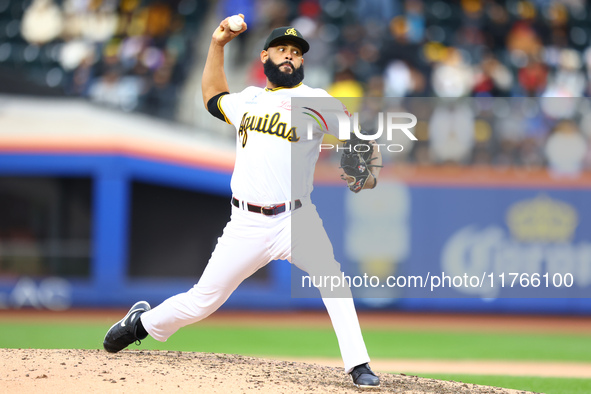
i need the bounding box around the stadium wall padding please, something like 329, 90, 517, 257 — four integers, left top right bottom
1, 152, 590, 314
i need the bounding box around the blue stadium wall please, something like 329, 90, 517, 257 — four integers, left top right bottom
1, 152, 590, 314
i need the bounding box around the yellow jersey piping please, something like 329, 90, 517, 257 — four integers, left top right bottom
264, 82, 303, 92
218, 94, 232, 125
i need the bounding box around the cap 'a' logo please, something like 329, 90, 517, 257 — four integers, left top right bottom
285, 28, 298, 36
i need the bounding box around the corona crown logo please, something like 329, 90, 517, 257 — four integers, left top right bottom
506, 195, 578, 242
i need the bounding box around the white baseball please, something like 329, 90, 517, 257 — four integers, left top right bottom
228, 15, 244, 32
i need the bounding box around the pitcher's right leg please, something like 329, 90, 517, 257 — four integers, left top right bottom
140, 209, 271, 341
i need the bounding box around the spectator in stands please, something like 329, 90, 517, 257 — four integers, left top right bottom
544, 120, 588, 177
21, 0, 63, 45
428, 101, 475, 165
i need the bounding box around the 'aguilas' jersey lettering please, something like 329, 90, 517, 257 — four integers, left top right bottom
218, 83, 345, 203
238, 111, 299, 147
238, 113, 248, 147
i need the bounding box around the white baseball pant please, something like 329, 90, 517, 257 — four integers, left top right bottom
140, 200, 370, 373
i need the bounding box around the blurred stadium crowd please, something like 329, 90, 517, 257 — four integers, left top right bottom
0, 0, 207, 118
0, 0, 590, 171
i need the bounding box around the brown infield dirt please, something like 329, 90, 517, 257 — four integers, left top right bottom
4, 310, 590, 393
1, 348, 535, 394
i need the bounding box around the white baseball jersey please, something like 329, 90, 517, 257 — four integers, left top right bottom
218, 83, 348, 204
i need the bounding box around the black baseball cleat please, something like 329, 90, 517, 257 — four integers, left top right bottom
350, 363, 380, 388
103, 301, 151, 353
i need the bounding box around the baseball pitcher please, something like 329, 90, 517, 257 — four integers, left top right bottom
103, 14, 381, 388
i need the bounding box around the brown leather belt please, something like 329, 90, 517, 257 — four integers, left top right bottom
232, 197, 302, 216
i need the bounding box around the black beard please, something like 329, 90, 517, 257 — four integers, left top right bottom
263, 58, 304, 88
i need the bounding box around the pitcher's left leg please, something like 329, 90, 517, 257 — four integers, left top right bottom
286, 204, 372, 373
322, 297, 370, 372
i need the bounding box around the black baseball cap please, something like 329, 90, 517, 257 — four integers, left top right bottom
263, 27, 310, 54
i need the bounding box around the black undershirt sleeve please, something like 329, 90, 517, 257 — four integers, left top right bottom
206, 92, 230, 123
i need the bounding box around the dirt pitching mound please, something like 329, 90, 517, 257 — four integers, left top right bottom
1, 349, 534, 393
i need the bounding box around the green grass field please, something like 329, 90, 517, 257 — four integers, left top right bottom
415, 374, 591, 394
1, 321, 590, 393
